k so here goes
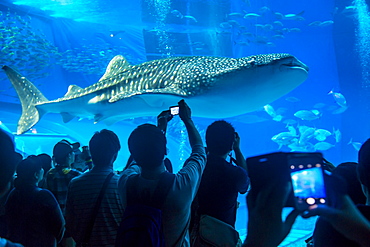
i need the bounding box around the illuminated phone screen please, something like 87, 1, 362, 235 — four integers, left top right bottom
291, 167, 326, 198
170, 106, 179, 115
290, 164, 326, 208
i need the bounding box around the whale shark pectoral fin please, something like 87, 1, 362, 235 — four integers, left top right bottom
64, 85, 84, 98
60, 112, 75, 123
94, 114, 104, 124
108, 88, 187, 103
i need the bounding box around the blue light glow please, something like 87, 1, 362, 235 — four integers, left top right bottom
354, 0, 370, 89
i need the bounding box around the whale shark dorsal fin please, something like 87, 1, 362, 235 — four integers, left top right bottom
99, 55, 131, 82
64, 85, 83, 98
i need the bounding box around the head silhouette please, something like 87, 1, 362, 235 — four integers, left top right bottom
333, 162, 366, 204
206, 120, 235, 156
89, 129, 121, 167
37, 153, 52, 173
0, 129, 18, 195
128, 124, 166, 169
15, 156, 43, 186
357, 138, 370, 189
53, 140, 76, 165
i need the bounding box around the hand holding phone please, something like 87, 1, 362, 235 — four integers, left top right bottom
288, 152, 327, 212
246, 152, 327, 211
246, 152, 295, 207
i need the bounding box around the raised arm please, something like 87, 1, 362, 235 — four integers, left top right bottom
157, 110, 173, 134
178, 99, 203, 148
233, 132, 247, 171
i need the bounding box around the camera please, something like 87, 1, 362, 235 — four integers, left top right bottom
170, 105, 179, 115
246, 152, 327, 210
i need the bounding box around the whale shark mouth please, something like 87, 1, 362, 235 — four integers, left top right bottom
281, 60, 309, 72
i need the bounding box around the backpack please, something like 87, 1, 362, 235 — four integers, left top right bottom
115, 172, 175, 247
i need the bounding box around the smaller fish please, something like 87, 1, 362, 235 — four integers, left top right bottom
259, 6, 270, 13
348, 138, 362, 151
283, 119, 297, 125
255, 24, 265, 29
264, 104, 283, 121
228, 12, 243, 17
264, 104, 276, 117
333, 127, 342, 143
171, 10, 183, 18
285, 96, 300, 102
240, 32, 254, 37
299, 127, 316, 144
274, 12, 284, 19
273, 21, 284, 27
314, 142, 335, 151
328, 90, 347, 107
263, 24, 274, 31
308, 21, 322, 26
244, 13, 261, 18
287, 125, 297, 135
331, 106, 348, 114
272, 114, 282, 121
272, 34, 285, 39
272, 132, 297, 148
253, 36, 269, 45
283, 11, 305, 21
228, 20, 240, 27
289, 28, 301, 32
276, 107, 288, 115
294, 109, 321, 121
183, 15, 198, 22
314, 129, 332, 141
342, 6, 357, 15
289, 141, 315, 152
319, 20, 334, 27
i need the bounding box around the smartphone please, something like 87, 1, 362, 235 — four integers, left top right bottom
288, 152, 327, 211
246, 152, 295, 207
170, 106, 179, 115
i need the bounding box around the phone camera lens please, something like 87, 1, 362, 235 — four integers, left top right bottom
306, 197, 316, 205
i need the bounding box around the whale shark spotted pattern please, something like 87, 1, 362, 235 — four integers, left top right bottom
2, 53, 309, 134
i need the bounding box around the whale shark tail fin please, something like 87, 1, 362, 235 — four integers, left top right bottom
2, 66, 49, 135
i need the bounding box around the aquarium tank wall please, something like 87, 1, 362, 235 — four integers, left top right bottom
0, 0, 369, 245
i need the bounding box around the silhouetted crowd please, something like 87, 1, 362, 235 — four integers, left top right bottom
0, 100, 369, 247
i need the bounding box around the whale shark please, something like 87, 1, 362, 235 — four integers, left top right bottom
2, 53, 308, 135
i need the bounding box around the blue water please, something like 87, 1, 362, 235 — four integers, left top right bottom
0, 0, 369, 244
